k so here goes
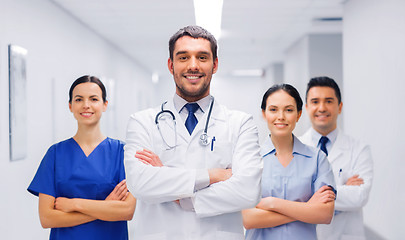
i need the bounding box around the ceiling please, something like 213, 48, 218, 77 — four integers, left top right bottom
50, 0, 344, 79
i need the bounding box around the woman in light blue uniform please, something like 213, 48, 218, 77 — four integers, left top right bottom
28, 76, 136, 240
243, 84, 336, 240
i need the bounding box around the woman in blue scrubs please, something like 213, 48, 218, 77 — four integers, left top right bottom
243, 84, 336, 240
28, 76, 136, 240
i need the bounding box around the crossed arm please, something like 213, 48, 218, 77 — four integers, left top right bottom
335, 144, 373, 211
136, 149, 232, 208
125, 112, 262, 217
38, 180, 136, 228
136, 149, 232, 186
242, 185, 335, 230
345, 175, 364, 186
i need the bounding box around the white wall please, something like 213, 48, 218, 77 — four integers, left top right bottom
343, 0, 405, 238
0, 0, 154, 239
284, 35, 310, 96
308, 34, 343, 86
209, 76, 269, 143
284, 35, 312, 136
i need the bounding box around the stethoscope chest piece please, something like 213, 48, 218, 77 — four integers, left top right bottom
199, 133, 211, 146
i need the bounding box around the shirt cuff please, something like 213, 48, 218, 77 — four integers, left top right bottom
179, 197, 195, 211
194, 169, 210, 191
328, 184, 337, 198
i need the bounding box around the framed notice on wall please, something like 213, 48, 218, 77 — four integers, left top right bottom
8, 44, 28, 161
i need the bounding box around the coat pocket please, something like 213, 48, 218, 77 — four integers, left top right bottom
204, 141, 233, 169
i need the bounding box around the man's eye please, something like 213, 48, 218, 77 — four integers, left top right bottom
286, 109, 293, 112
269, 108, 276, 112
92, 98, 99, 102
75, 99, 82, 102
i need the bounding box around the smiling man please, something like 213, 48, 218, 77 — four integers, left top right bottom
124, 26, 262, 239
300, 76, 373, 240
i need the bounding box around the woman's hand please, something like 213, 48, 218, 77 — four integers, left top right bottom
105, 179, 129, 201
55, 179, 130, 213
54, 197, 76, 213
256, 197, 276, 211
135, 149, 163, 167
307, 185, 335, 204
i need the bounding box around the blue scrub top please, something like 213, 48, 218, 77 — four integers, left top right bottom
28, 137, 128, 240
245, 135, 335, 240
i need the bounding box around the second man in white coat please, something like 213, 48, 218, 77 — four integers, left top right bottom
300, 76, 373, 240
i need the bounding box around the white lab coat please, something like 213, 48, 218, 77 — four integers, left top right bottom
124, 98, 263, 240
300, 128, 373, 240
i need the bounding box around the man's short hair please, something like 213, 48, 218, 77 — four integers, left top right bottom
169, 25, 218, 61
306, 76, 342, 103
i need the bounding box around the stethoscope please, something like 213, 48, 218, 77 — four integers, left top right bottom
155, 97, 214, 149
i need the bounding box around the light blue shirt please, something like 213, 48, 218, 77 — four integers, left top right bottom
245, 135, 335, 240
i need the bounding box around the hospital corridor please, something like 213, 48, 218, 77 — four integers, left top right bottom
0, 0, 404, 239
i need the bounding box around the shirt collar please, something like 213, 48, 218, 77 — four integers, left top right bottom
327, 128, 338, 145
173, 94, 211, 114
261, 134, 313, 158
310, 127, 339, 146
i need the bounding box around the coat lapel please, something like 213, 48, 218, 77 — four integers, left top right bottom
188, 98, 225, 143
328, 131, 347, 163
165, 100, 190, 143
165, 97, 226, 144
206, 99, 226, 129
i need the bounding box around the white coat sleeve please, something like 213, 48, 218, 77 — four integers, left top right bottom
124, 111, 196, 204
335, 143, 373, 211
193, 114, 263, 218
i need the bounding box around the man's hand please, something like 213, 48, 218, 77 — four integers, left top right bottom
208, 168, 232, 184
136, 149, 163, 167
105, 179, 129, 201
307, 185, 335, 204
345, 174, 364, 186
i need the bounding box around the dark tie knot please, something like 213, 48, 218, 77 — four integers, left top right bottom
319, 136, 329, 145
319, 136, 329, 156
185, 103, 200, 114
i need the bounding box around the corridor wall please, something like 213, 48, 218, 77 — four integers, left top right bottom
0, 0, 154, 239
343, 0, 405, 238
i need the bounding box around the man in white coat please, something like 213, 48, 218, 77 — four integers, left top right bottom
300, 76, 373, 240
124, 25, 263, 240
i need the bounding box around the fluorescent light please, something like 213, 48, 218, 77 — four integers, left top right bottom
10, 45, 28, 55
152, 72, 159, 84
231, 69, 264, 77
193, 0, 223, 39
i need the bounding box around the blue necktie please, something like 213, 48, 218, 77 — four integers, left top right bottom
185, 103, 199, 135
319, 136, 329, 156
